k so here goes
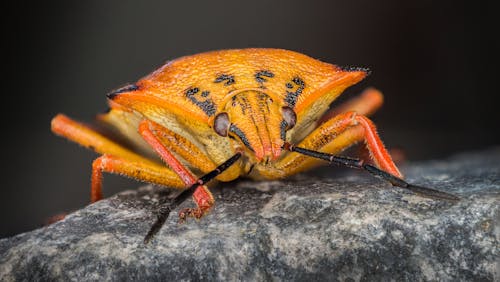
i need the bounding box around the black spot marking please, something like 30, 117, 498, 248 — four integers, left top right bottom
285, 82, 293, 89
280, 120, 287, 141
229, 124, 254, 152
186, 87, 199, 95
214, 74, 235, 86
284, 76, 305, 108
255, 70, 275, 83
107, 84, 139, 99
292, 77, 305, 87
185, 87, 216, 116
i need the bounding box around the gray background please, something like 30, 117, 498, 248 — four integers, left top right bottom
2, 1, 498, 237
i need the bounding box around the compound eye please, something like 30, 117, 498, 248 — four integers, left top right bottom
282, 106, 297, 129
214, 112, 230, 137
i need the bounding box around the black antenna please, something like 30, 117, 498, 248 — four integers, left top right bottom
144, 152, 242, 244
285, 143, 459, 202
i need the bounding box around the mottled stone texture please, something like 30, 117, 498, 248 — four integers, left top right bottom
1, 148, 499, 281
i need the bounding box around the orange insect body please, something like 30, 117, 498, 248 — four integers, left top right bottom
106, 49, 366, 165
52, 48, 457, 241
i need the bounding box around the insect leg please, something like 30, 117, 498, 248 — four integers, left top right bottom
91, 154, 185, 202
260, 110, 458, 201
139, 120, 244, 240
139, 121, 216, 212
261, 88, 386, 177
257, 112, 365, 178
52, 114, 155, 163
292, 110, 400, 176
144, 153, 242, 243
144, 119, 218, 174
352, 114, 402, 176
52, 114, 185, 202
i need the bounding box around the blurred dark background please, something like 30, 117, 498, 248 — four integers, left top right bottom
2, 1, 498, 238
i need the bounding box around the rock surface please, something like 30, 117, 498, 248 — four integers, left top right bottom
1, 148, 499, 281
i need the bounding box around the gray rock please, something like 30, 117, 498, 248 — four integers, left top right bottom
1, 148, 499, 281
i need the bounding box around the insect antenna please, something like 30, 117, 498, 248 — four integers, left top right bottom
284, 143, 459, 202
144, 152, 242, 244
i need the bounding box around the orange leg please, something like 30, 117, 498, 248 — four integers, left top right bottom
145, 121, 217, 174
91, 154, 185, 202
262, 87, 400, 178
322, 87, 405, 165
53, 114, 225, 220
259, 111, 401, 178
53, 114, 241, 242
138, 119, 244, 242
257, 88, 389, 179
52, 114, 155, 164
354, 114, 401, 177
274, 110, 459, 201
144, 151, 242, 243
137, 118, 241, 181
52, 114, 187, 202
138, 120, 215, 220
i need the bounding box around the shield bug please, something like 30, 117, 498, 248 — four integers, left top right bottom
51, 48, 459, 242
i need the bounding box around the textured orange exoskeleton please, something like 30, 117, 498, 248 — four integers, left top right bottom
51, 48, 458, 242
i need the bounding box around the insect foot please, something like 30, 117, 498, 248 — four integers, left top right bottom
178, 208, 205, 223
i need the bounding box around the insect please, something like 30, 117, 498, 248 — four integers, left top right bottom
51, 48, 458, 243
